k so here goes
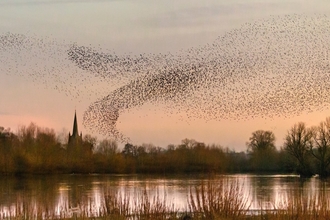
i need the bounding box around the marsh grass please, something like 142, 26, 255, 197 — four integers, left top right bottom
3, 180, 330, 220
132, 189, 178, 220
102, 191, 130, 219
188, 179, 250, 219
98, 188, 178, 220
258, 192, 330, 220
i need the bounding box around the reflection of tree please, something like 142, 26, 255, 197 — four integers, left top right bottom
0, 176, 61, 217
274, 177, 318, 211
1, 175, 330, 218
318, 180, 327, 203
249, 176, 275, 210
248, 176, 320, 212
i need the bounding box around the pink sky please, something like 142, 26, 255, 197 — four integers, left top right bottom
1, 0, 330, 151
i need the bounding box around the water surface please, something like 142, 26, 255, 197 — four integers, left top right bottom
1, 174, 330, 217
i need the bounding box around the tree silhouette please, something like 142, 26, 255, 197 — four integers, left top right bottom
246, 130, 277, 172
310, 117, 330, 178
284, 122, 313, 177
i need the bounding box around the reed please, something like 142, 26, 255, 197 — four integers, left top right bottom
187, 179, 250, 219
259, 192, 330, 220
3, 180, 330, 220
132, 188, 178, 220
99, 188, 178, 220
102, 191, 130, 219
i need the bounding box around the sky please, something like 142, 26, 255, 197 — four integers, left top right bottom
1, 0, 330, 151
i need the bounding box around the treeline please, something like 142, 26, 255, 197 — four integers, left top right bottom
0, 123, 277, 175
1, 117, 330, 177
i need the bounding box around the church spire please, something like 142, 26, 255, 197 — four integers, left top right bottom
72, 110, 79, 137
68, 110, 82, 146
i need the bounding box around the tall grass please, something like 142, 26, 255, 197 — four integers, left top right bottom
100, 188, 178, 220
188, 179, 250, 219
102, 191, 130, 219
3, 180, 330, 219
132, 189, 178, 220
263, 192, 330, 220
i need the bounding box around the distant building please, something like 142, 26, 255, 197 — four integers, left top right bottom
68, 111, 82, 147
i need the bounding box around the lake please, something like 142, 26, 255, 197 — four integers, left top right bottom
1, 174, 330, 218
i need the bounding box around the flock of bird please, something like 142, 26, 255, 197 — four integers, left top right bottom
1, 14, 330, 142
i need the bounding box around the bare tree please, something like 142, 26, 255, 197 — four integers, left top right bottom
284, 122, 313, 177
97, 139, 118, 156
310, 117, 330, 178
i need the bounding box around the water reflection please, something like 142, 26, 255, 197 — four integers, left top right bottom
1, 174, 330, 218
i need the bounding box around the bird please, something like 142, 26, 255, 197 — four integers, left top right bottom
1, 14, 330, 142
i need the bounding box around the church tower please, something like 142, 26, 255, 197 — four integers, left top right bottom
68, 111, 83, 146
